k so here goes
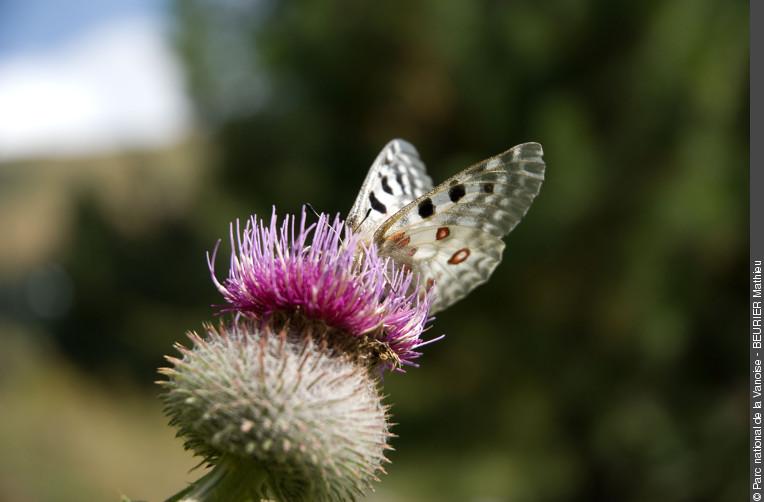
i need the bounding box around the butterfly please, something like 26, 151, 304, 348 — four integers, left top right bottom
346, 139, 545, 314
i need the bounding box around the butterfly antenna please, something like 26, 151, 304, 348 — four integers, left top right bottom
307, 202, 349, 246
328, 220, 345, 245
306, 202, 345, 241
306, 202, 321, 219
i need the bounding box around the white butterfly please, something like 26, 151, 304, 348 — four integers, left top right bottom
347, 139, 545, 314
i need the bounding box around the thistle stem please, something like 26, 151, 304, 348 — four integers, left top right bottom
164, 455, 268, 502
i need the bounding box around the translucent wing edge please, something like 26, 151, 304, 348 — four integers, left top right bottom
428, 235, 506, 313
374, 142, 546, 243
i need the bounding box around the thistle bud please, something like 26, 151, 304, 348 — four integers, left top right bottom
160, 320, 391, 501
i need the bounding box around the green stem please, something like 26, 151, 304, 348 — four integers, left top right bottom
164, 456, 269, 502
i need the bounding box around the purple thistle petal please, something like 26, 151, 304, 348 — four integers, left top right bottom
207, 206, 435, 369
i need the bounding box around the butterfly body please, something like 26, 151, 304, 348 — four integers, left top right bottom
348, 139, 545, 313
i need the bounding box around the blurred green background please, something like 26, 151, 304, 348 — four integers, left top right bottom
0, 0, 748, 500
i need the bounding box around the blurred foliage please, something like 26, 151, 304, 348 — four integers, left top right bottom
0, 323, 201, 501
0, 0, 748, 500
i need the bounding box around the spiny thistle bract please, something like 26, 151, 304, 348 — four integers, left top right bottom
160, 321, 391, 502
156, 208, 435, 502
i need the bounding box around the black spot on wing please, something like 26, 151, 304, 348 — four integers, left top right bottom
449, 184, 466, 202
396, 172, 407, 194
380, 176, 393, 194
369, 191, 387, 213
418, 197, 435, 218
482, 183, 494, 194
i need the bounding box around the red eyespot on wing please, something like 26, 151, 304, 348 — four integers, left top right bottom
436, 227, 450, 240
426, 278, 435, 290
388, 230, 410, 248
448, 248, 470, 265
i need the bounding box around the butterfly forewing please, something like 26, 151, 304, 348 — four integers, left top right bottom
347, 139, 433, 239
373, 142, 545, 313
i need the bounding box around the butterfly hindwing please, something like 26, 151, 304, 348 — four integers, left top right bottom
380, 224, 506, 312
373, 142, 545, 313
347, 139, 433, 239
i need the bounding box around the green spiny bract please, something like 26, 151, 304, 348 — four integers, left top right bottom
159, 319, 392, 502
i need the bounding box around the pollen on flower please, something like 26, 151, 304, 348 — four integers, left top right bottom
207, 206, 435, 369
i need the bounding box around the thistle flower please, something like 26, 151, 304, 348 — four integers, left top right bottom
207, 207, 433, 371
157, 208, 436, 502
